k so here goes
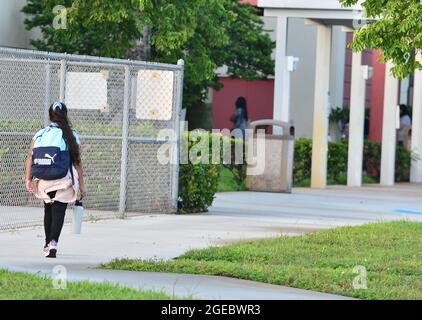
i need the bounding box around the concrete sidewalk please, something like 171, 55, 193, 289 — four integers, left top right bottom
1, 184, 421, 299
3, 264, 350, 300
210, 184, 422, 224
0, 213, 353, 299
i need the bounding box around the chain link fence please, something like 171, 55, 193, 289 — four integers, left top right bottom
0, 47, 184, 231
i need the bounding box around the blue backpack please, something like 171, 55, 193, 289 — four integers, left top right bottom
31, 125, 73, 182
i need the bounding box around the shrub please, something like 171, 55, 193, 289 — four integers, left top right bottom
327, 141, 348, 182
363, 139, 381, 178
363, 140, 411, 181
178, 157, 219, 214
178, 132, 246, 213
178, 131, 219, 213
293, 138, 411, 185
395, 144, 411, 181
293, 138, 312, 185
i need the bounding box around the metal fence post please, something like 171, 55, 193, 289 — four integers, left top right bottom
119, 66, 131, 216
59, 59, 66, 102
44, 63, 52, 126
172, 59, 185, 212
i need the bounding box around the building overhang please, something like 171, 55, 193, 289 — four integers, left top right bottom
258, 0, 363, 11
258, 0, 366, 27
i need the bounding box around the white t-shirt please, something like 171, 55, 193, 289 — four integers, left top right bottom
398, 115, 411, 142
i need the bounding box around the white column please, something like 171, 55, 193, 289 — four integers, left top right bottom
273, 16, 290, 133
347, 51, 366, 186
311, 24, 331, 189
410, 53, 422, 182
380, 61, 399, 186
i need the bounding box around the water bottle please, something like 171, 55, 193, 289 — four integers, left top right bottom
72, 199, 84, 234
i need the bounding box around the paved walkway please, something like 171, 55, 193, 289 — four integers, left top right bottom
3, 264, 349, 300
1, 184, 421, 299
0, 212, 351, 299
210, 184, 422, 224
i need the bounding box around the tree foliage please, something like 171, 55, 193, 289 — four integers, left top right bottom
22, 0, 274, 108
339, 0, 421, 78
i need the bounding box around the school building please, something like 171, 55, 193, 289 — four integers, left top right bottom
211, 0, 414, 144
1, 0, 421, 188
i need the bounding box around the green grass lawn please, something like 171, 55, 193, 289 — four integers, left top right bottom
102, 221, 422, 300
0, 269, 181, 300
217, 166, 246, 192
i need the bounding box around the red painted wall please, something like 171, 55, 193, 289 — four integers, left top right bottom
369, 50, 386, 142
240, 0, 258, 5
212, 36, 387, 141
343, 33, 387, 142
212, 77, 274, 130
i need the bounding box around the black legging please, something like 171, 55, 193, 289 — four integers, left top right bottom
44, 191, 68, 245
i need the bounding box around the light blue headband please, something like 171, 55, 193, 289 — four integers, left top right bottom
53, 101, 63, 110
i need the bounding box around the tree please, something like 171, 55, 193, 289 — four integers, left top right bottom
22, 0, 142, 58
22, 0, 275, 108
339, 0, 421, 78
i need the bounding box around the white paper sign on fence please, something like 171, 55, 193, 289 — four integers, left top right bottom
65, 71, 108, 111
136, 69, 174, 120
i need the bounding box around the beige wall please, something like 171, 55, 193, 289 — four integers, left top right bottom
0, 0, 38, 48
286, 18, 318, 139
263, 17, 346, 138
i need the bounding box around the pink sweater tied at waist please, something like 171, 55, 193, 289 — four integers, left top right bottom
33, 166, 79, 204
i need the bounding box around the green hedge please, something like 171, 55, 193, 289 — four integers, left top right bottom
182, 136, 412, 213
294, 138, 411, 186
218, 138, 412, 191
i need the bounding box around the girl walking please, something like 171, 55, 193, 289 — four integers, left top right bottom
230, 97, 249, 139
25, 102, 86, 258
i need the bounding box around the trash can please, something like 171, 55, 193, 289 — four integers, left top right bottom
246, 120, 295, 193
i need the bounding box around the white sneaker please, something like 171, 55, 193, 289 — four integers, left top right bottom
43, 244, 50, 257
46, 240, 57, 258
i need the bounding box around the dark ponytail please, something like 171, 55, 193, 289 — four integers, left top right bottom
48, 102, 81, 165
235, 97, 248, 121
